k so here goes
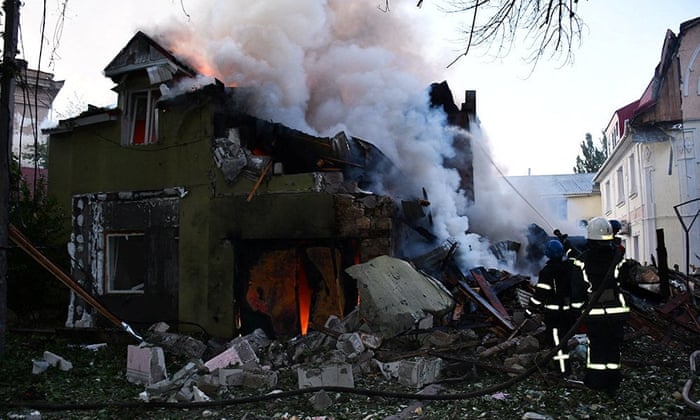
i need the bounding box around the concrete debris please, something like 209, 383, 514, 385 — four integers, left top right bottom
32, 351, 72, 374
213, 128, 249, 184
126, 344, 167, 385
297, 364, 355, 389
145, 331, 207, 360
345, 255, 454, 338
205, 335, 260, 371
119, 251, 564, 404
31, 359, 49, 375
5, 409, 42, 420
80, 343, 107, 352
380, 357, 443, 389
336, 332, 365, 356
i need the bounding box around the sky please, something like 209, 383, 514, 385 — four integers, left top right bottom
13, 0, 699, 177
8, 0, 700, 270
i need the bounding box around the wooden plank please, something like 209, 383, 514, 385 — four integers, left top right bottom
456, 280, 514, 331
246, 160, 273, 202
471, 268, 510, 319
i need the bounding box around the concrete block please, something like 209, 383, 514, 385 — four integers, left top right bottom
43, 351, 73, 371
336, 332, 365, 356
192, 385, 212, 402
205, 338, 259, 371
32, 359, 49, 375
231, 337, 259, 367
297, 363, 354, 389
243, 328, 271, 352
324, 315, 344, 333
126, 345, 167, 385
242, 369, 278, 389
397, 357, 443, 388
172, 361, 201, 383
378, 361, 401, 380
218, 368, 244, 386
359, 333, 382, 350
196, 373, 220, 395
205, 345, 242, 371
353, 350, 375, 375
148, 321, 171, 333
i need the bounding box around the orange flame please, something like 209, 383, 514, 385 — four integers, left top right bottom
164, 33, 238, 87
297, 256, 311, 336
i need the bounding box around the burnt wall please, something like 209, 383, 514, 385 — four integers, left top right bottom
70, 192, 179, 326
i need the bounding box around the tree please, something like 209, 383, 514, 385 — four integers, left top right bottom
573, 132, 607, 174
7, 153, 69, 328
433, 0, 585, 67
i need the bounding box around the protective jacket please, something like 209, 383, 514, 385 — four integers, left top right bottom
575, 240, 630, 396
530, 257, 588, 374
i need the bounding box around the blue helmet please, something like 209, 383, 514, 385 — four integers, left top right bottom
545, 239, 564, 259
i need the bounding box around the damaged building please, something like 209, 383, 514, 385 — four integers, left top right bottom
45, 31, 477, 339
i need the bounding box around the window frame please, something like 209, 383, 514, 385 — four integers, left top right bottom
105, 231, 147, 294
628, 153, 637, 197
616, 166, 625, 206
125, 88, 160, 145
604, 180, 612, 214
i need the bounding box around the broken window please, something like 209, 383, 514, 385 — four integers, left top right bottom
126, 89, 160, 145
105, 232, 147, 294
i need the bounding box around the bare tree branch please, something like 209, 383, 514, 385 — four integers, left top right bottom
438, 0, 585, 68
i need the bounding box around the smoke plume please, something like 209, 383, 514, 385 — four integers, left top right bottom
153, 0, 532, 271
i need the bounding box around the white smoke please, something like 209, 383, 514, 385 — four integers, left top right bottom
154, 0, 531, 271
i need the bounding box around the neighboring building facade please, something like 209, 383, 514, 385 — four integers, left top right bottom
12, 61, 64, 165
597, 17, 700, 270
506, 173, 601, 233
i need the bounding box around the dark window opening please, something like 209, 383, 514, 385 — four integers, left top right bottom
106, 232, 147, 294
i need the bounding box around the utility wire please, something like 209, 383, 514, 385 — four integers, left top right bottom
472, 134, 556, 232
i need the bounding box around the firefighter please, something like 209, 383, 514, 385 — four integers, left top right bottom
609, 219, 626, 255
576, 217, 630, 397
529, 239, 588, 375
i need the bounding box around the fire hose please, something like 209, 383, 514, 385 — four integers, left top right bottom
8, 224, 143, 342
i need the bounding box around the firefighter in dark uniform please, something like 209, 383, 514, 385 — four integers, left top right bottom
575, 217, 629, 397
530, 239, 588, 375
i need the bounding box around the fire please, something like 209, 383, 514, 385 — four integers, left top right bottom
162, 32, 237, 87
297, 254, 312, 336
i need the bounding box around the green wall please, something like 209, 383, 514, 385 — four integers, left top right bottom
48, 92, 344, 338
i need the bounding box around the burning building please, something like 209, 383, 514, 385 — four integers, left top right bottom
46, 31, 477, 339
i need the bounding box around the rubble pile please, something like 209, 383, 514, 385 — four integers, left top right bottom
118, 250, 700, 413
123, 254, 558, 408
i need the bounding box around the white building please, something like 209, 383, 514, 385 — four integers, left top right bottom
596, 17, 700, 272
506, 173, 601, 233
9, 61, 64, 166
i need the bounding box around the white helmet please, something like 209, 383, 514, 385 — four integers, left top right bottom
587, 217, 613, 240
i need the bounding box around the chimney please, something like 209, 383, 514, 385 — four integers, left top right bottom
462, 90, 476, 115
